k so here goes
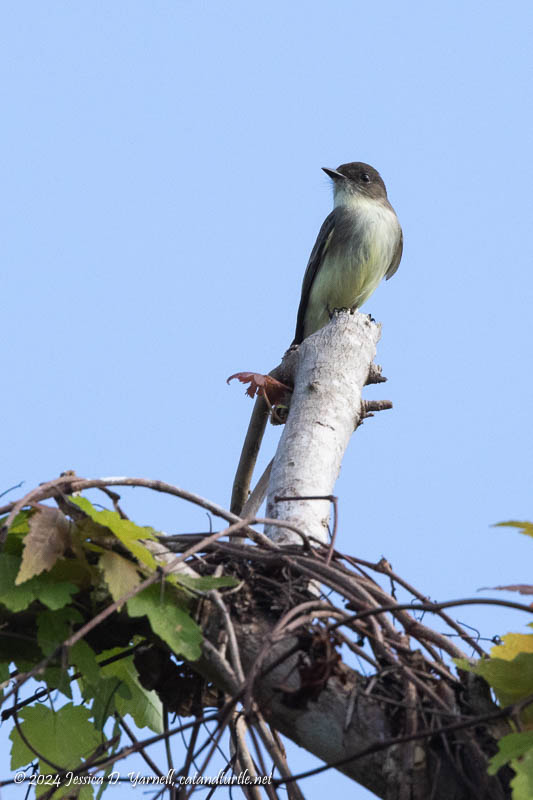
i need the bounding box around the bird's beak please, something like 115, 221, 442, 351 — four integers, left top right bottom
322, 167, 345, 181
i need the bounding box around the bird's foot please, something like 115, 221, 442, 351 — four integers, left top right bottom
328, 305, 350, 320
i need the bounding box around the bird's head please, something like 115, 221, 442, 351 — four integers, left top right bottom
322, 162, 388, 205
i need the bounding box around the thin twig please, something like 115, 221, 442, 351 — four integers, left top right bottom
209, 591, 245, 684
229, 710, 262, 800
115, 713, 164, 778
252, 714, 305, 800
177, 716, 202, 800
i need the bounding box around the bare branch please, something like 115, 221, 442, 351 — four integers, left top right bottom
264, 311, 382, 545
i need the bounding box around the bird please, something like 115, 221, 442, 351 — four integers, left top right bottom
230, 162, 402, 516
293, 162, 403, 344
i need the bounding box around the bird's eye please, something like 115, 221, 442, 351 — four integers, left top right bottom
361, 173, 371, 183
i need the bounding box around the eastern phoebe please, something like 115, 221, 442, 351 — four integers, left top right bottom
293, 162, 403, 344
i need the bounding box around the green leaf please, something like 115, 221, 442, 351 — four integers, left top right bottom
69, 640, 101, 686
70, 496, 159, 569
97, 647, 163, 732
1, 509, 32, 535
488, 731, 533, 773
510, 748, 533, 800
37, 578, 78, 610
42, 666, 72, 698
0, 553, 78, 612
462, 653, 533, 723
0, 554, 36, 611
89, 676, 124, 729
127, 584, 202, 661
37, 607, 82, 656
454, 657, 474, 673
1, 510, 32, 556
35, 608, 83, 699
494, 521, 533, 539
9, 702, 100, 769
174, 574, 240, 592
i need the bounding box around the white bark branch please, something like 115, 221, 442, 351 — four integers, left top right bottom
264, 310, 383, 544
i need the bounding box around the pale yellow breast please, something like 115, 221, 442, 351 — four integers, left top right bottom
304, 195, 399, 339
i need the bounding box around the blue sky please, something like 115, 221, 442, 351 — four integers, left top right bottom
2, 2, 533, 798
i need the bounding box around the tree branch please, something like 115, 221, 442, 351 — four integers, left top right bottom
264, 310, 383, 544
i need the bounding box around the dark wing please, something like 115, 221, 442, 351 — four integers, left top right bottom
385, 227, 403, 281
293, 209, 337, 344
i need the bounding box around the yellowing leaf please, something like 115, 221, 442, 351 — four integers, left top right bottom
491, 633, 533, 661
16, 507, 71, 584
98, 550, 142, 604
495, 521, 533, 539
